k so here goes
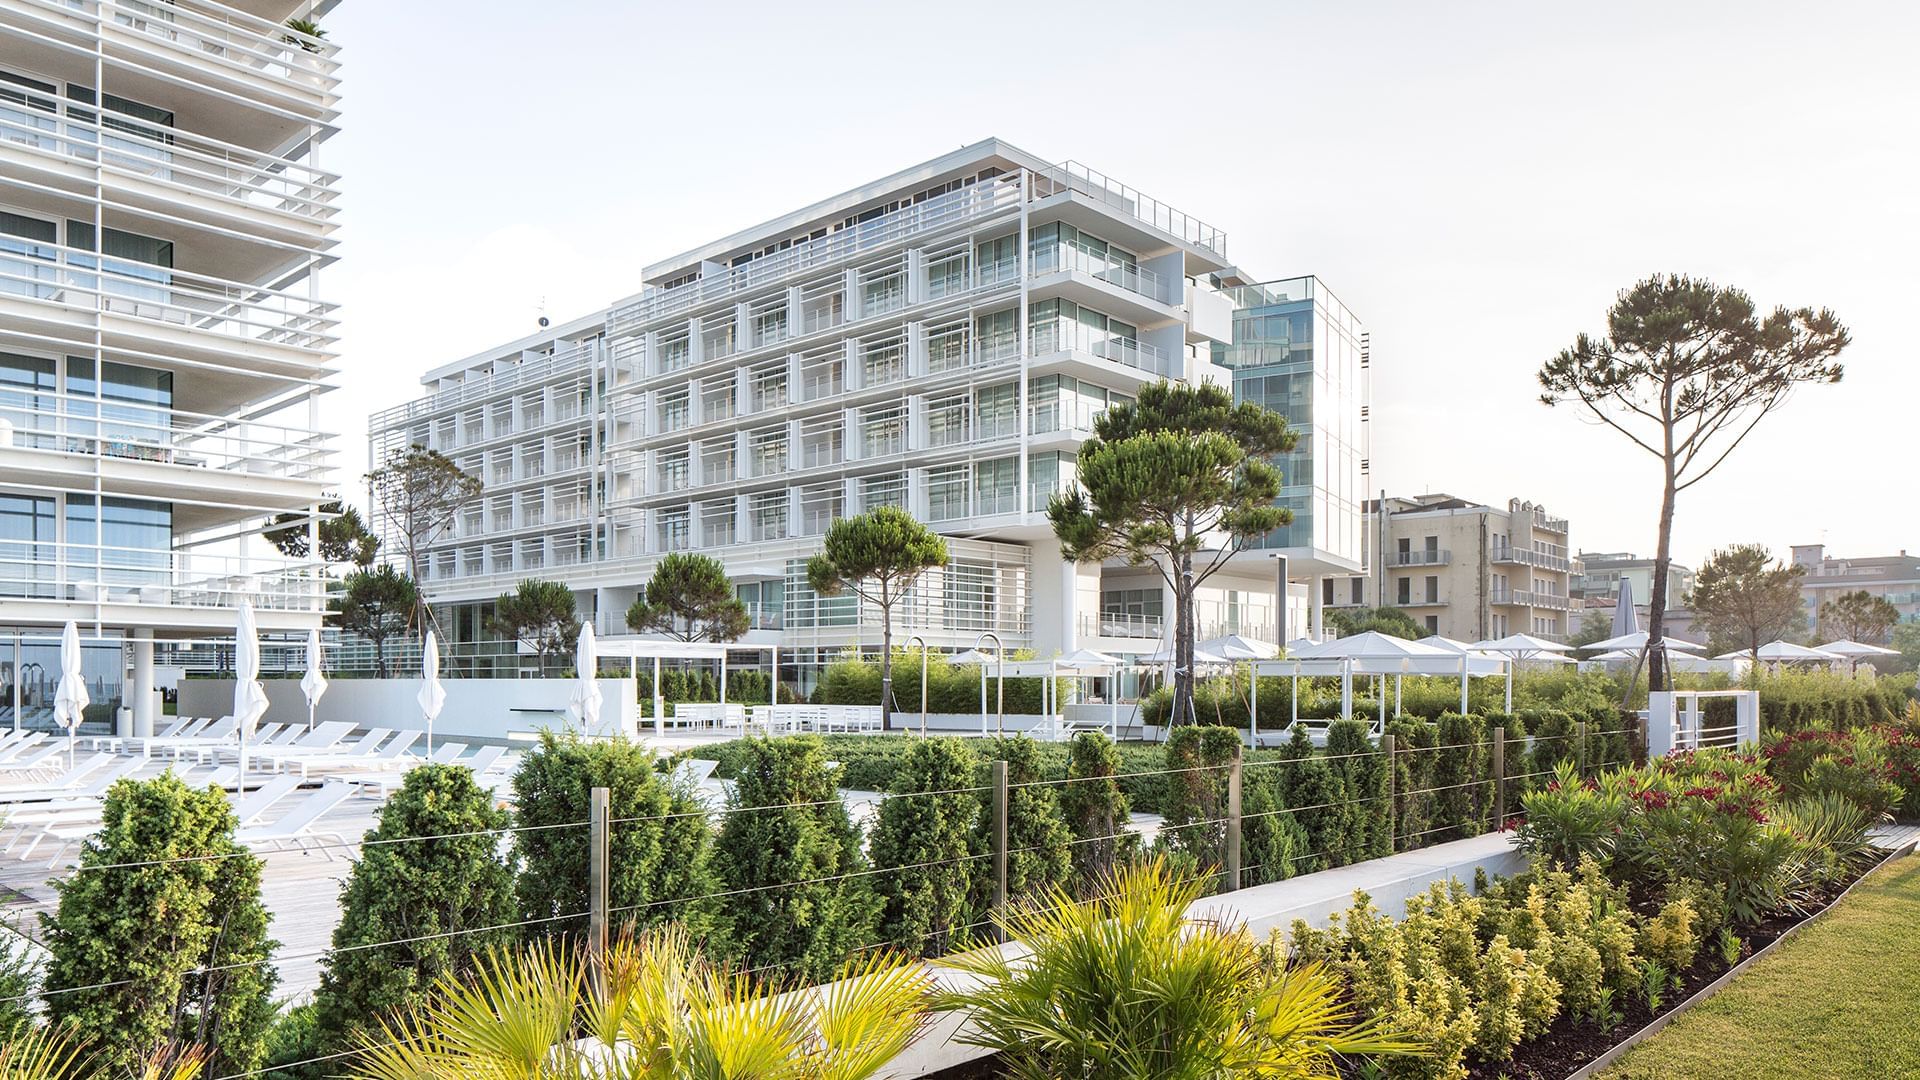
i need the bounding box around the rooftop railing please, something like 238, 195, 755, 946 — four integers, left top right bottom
368, 343, 597, 429
0, 237, 339, 354
0, 386, 333, 479
1031, 161, 1227, 256
9, 0, 343, 103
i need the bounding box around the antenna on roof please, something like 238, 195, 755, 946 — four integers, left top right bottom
536, 296, 549, 329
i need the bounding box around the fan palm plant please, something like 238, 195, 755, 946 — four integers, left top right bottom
348, 928, 931, 1080
0, 1029, 203, 1080
938, 858, 1421, 1080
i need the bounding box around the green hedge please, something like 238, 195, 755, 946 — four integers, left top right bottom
812, 650, 1068, 715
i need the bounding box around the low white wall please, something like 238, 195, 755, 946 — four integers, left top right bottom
178, 678, 639, 743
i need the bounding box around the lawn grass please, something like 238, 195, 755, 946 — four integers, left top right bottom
1599, 853, 1920, 1080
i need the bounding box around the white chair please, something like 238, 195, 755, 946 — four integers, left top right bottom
0, 752, 112, 791
0, 744, 73, 777
235, 781, 361, 859
0, 753, 144, 806
90, 717, 192, 753
351, 741, 468, 798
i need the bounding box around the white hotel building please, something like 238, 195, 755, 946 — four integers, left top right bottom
0, 0, 341, 727
370, 140, 1368, 685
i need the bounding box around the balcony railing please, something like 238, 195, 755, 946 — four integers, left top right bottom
1511, 590, 1573, 611
1030, 239, 1171, 304
1028, 400, 1105, 436
0, 94, 339, 224
1082, 611, 1164, 640
1531, 510, 1569, 533
0, 386, 332, 479
12, 0, 343, 102
1029, 320, 1166, 375
0, 538, 322, 613
1491, 544, 1571, 572
0, 238, 338, 353
1392, 549, 1451, 567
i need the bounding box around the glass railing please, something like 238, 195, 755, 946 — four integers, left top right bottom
1081, 611, 1165, 639
1030, 240, 1171, 303
1029, 321, 1165, 374
0, 386, 332, 478
0, 538, 322, 612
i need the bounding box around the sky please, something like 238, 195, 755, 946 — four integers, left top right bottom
315, 0, 1919, 571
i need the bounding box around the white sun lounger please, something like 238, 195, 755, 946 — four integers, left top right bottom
265, 729, 411, 780
350, 741, 474, 797
14, 765, 272, 866
89, 717, 196, 753
0, 753, 144, 806
0, 744, 73, 777
0, 751, 112, 791
138, 717, 239, 760
235, 781, 361, 858
117, 716, 226, 759
0, 734, 49, 764
210, 720, 351, 765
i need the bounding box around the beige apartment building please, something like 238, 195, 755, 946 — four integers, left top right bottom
1327, 494, 1573, 642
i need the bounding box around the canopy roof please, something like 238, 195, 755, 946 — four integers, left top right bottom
1140, 643, 1231, 665
1582, 630, 1705, 653
1291, 631, 1459, 661
1198, 634, 1280, 660
1817, 639, 1900, 658
1715, 641, 1840, 662
1416, 635, 1479, 653
1473, 633, 1573, 655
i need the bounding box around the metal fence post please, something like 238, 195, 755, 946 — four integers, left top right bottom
1382, 733, 1397, 852
1575, 720, 1589, 776
1491, 725, 1506, 829
589, 785, 610, 958
1225, 751, 1243, 893
990, 759, 1008, 938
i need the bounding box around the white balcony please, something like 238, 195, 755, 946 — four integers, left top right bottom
1029, 320, 1167, 377
0, 238, 338, 365
3, 0, 344, 120
0, 386, 331, 480
1030, 239, 1173, 305
1082, 611, 1164, 640
0, 538, 325, 621
1492, 544, 1571, 572
0, 93, 339, 243
1392, 549, 1452, 567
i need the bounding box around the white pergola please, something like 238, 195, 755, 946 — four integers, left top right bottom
594, 636, 780, 737
1248, 632, 1507, 744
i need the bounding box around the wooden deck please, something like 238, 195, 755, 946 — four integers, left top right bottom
1871, 822, 1920, 852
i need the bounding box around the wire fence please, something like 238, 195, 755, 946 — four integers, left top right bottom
0, 716, 1654, 1075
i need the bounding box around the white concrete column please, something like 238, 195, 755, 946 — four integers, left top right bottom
131, 629, 154, 738
1310, 574, 1325, 640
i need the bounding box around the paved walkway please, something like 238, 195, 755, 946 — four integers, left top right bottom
1870, 822, 1920, 851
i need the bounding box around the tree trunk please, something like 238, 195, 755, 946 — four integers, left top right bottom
1647, 430, 1679, 694
879, 594, 893, 732
1173, 547, 1196, 729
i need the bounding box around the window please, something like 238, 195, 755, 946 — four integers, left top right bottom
926, 465, 969, 521
749, 426, 787, 477
700, 498, 735, 548
974, 458, 1019, 515
975, 310, 1018, 363
860, 405, 905, 457
926, 393, 970, 447
749, 492, 787, 541
861, 334, 905, 386
1351, 578, 1364, 604
656, 508, 689, 552
860, 473, 905, 512
1396, 577, 1411, 605
975, 234, 1018, 285
657, 450, 689, 493
701, 316, 735, 361
926, 320, 969, 373
657, 391, 688, 433
1426, 615, 1439, 633
1425, 575, 1439, 603
943, 562, 998, 631
749, 300, 788, 348
976, 384, 1018, 439
657, 330, 690, 374
1322, 578, 1335, 605
927, 250, 968, 299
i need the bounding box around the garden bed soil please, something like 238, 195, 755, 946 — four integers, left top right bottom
1464, 858, 1879, 1080
921, 858, 1885, 1080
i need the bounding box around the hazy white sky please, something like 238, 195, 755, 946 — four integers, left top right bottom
317, 0, 1919, 570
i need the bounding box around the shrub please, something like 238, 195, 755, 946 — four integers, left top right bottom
710, 736, 879, 982
869, 737, 985, 956
1511, 761, 1627, 868
1432, 712, 1491, 840
978, 734, 1073, 904
1274, 723, 1346, 874
41, 773, 276, 1077
313, 763, 516, 1055
1155, 725, 1242, 880
1328, 719, 1391, 860
1639, 898, 1699, 972
512, 733, 716, 942
1058, 732, 1141, 889
1385, 716, 1439, 851
940, 860, 1420, 1080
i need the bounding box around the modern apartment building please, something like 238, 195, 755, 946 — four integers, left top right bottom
1328, 494, 1573, 642
1791, 544, 1920, 638
1571, 551, 1696, 608
369, 140, 1368, 684
0, 0, 342, 728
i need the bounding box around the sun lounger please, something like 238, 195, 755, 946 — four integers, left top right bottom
0, 733, 48, 764
133, 717, 237, 760
13, 765, 266, 865
235, 781, 361, 858
0, 751, 111, 791
350, 741, 473, 797
89, 717, 196, 753
269, 729, 414, 780
0, 753, 143, 806
0, 744, 72, 777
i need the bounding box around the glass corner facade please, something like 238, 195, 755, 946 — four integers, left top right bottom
1211, 276, 1367, 567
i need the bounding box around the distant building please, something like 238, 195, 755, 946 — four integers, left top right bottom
1330, 494, 1572, 642
1791, 544, 1920, 639
1571, 552, 1696, 608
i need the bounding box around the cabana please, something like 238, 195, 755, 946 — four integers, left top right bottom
594, 636, 781, 737
1249, 633, 1506, 745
